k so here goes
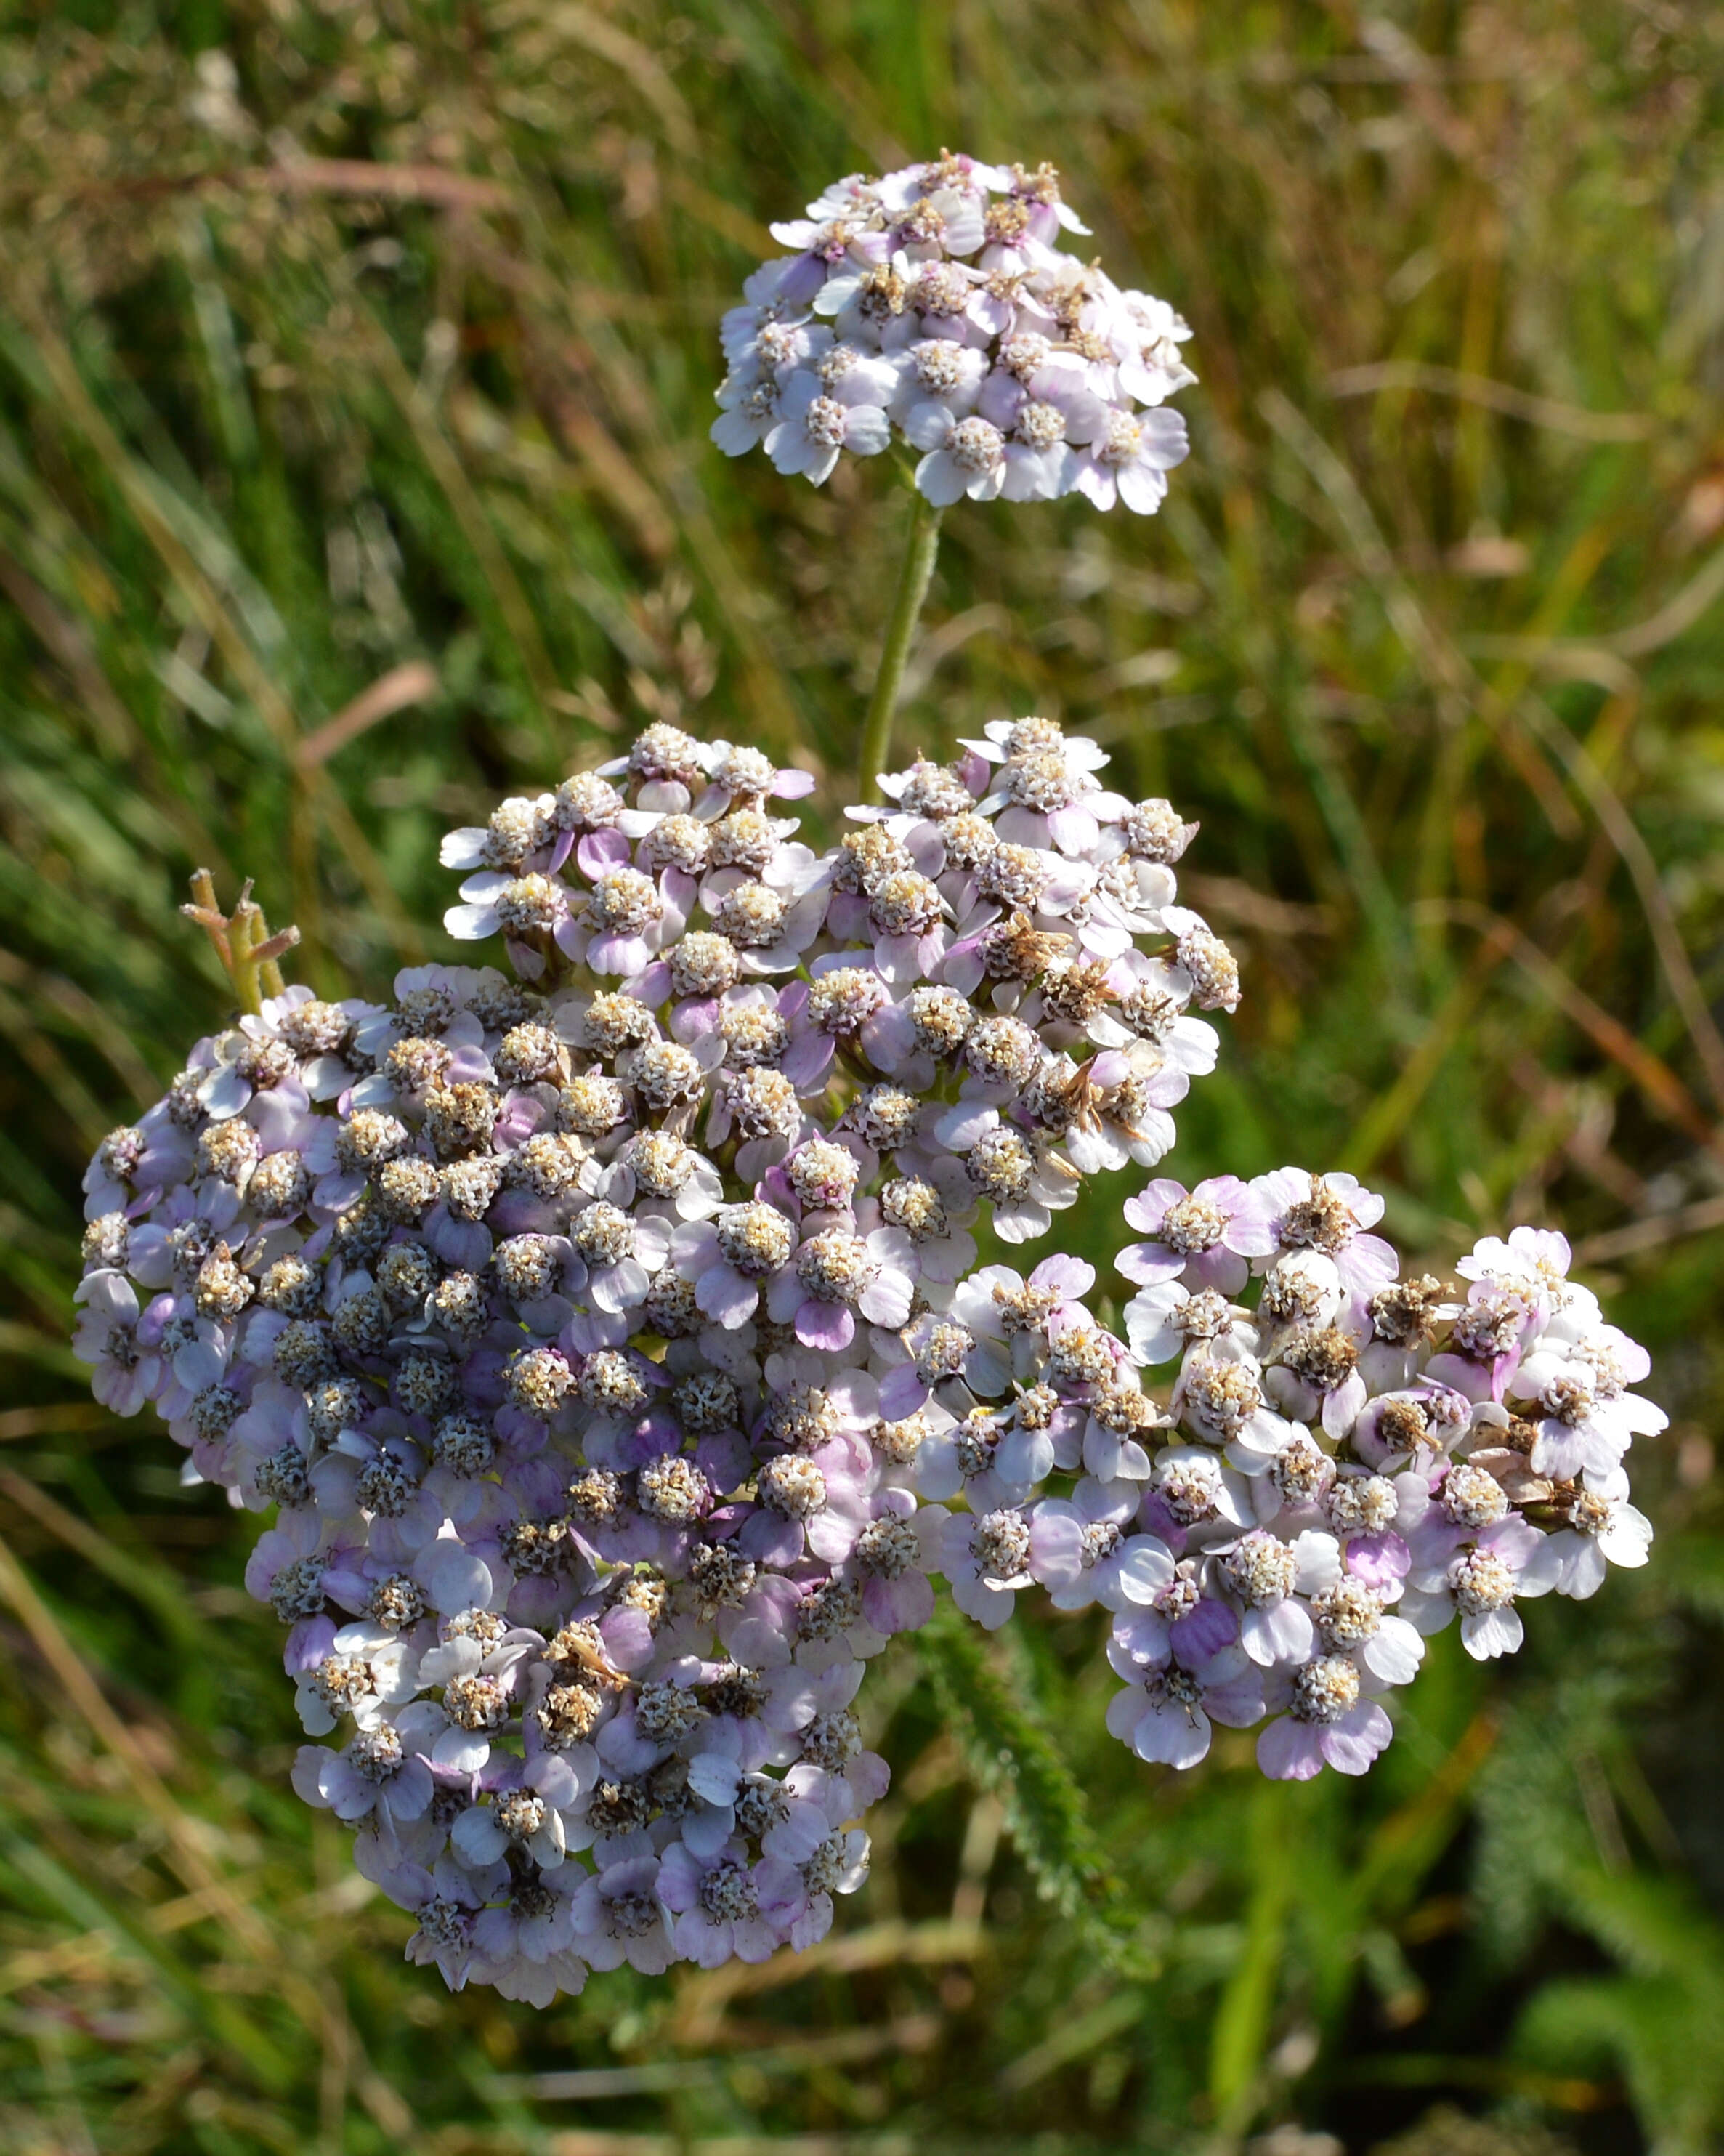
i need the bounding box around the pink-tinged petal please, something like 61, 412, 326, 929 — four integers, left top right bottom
457, 868, 512, 901
444, 903, 500, 940
846, 408, 891, 455
863, 1571, 934, 1635
452, 1808, 510, 1866
874, 932, 928, 985
1116, 461, 1170, 515
433, 1727, 492, 1775
1170, 1598, 1237, 1664
1047, 806, 1099, 855
806, 1510, 861, 1564
796, 1301, 856, 1352
1226, 1217, 1279, 1261
1420, 1354, 1497, 1402
588, 931, 649, 976
915, 448, 972, 507
1112, 1540, 1176, 1604
600, 1605, 657, 1672
1345, 1532, 1409, 1588
1339, 1235, 1399, 1291
1256, 1716, 1325, 1780
902, 399, 958, 451
934, 1099, 995, 1150
764, 1267, 806, 1324
1322, 1373, 1369, 1441
695, 1264, 758, 1327
199, 1067, 251, 1118
740, 1509, 804, 1567
914, 927, 950, 974
1205, 1669, 1269, 1728
439, 827, 490, 868
781, 1034, 835, 1089
1319, 1703, 1392, 1775
857, 1276, 912, 1328
1070, 460, 1116, 510
940, 946, 987, 998
1189, 1248, 1251, 1295
826, 891, 871, 941
415, 1543, 493, 1614
577, 828, 632, 877
878, 1365, 926, 1419
1106, 1687, 1145, 1742
1032, 1253, 1095, 1298
1242, 1599, 1314, 1668
1133, 1700, 1211, 1769
918, 1231, 977, 1285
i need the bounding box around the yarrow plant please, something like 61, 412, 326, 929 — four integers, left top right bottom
70, 155, 1662, 2006
713, 152, 1195, 804
713, 152, 1193, 515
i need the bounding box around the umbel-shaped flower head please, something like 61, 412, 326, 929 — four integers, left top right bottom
72, 719, 1659, 2005
715, 153, 1194, 514
68, 157, 1660, 2014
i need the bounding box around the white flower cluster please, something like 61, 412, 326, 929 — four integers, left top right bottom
1086, 1195, 1659, 1777
70, 716, 1237, 2001
71, 721, 1659, 1999
713, 152, 1194, 511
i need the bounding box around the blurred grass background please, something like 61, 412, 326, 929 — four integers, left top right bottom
3, 1, 1724, 2149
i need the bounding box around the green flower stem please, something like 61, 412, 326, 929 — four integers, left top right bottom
857, 490, 942, 802
181, 870, 300, 1017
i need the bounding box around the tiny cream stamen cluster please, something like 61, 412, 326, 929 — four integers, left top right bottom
72, 725, 1656, 2004
714, 154, 1194, 512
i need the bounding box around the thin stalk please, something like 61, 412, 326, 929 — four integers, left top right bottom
857, 490, 942, 801
181, 869, 300, 1017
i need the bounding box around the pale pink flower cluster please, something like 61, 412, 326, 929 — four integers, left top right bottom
69, 716, 1235, 2000
1088, 1202, 1659, 1779
70, 722, 1658, 2002
713, 153, 1195, 512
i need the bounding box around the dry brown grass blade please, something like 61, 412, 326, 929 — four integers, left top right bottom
0, 953, 166, 1108
1454, 635, 1639, 695
536, 2, 697, 154
0, 1466, 158, 1580
294, 661, 440, 770
1258, 387, 1470, 725
262, 158, 514, 211
1433, 900, 1724, 1166
672, 1916, 984, 2044
0, 546, 227, 865
0, 974, 116, 1151
0, 1519, 410, 2132
344, 299, 559, 712
1327, 361, 1654, 442
1465, 548, 1724, 669
517, 2016, 942, 2099
1263, 386, 1724, 1111
9, 286, 423, 966
1569, 1194, 1724, 1265
1263, 387, 1602, 837
1342, 928, 1515, 1177
0, 1521, 272, 1957
14, 158, 515, 214
0, 1403, 109, 1442
1514, 690, 1724, 1113
1595, 546, 1724, 659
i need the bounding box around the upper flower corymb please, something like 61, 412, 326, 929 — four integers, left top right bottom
713, 153, 1194, 516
